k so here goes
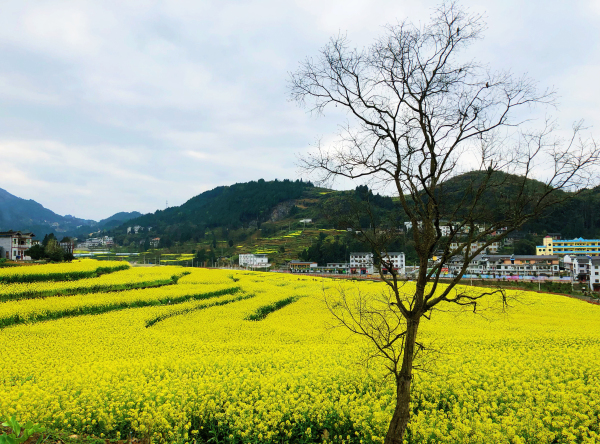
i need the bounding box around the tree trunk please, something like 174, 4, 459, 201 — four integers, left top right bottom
384, 316, 420, 444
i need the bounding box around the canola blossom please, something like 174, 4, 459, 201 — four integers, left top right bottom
0, 259, 128, 283
0, 264, 599, 444
0, 266, 189, 302
0, 280, 239, 328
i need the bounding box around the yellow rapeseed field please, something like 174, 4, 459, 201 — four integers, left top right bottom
0, 261, 599, 444
0, 258, 128, 283
0, 266, 188, 302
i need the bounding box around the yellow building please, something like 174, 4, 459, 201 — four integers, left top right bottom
536, 236, 600, 257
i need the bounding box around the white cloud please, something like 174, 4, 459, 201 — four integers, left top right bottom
185, 150, 211, 160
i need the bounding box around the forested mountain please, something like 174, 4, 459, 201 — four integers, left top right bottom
0, 188, 141, 237
109, 174, 600, 247
113, 179, 313, 241
0, 187, 95, 235
421, 171, 600, 239
97, 212, 143, 229
5, 173, 600, 253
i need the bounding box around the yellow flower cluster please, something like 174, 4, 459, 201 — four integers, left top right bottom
0, 277, 238, 328
0, 266, 187, 302
0, 265, 599, 444
0, 259, 128, 283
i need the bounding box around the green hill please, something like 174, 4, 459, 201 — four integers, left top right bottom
97, 211, 143, 229
89, 173, 600, 266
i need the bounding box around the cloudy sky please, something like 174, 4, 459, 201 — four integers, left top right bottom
1, 0, 599, 220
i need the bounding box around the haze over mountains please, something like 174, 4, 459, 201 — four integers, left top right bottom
0, 187, 141, 237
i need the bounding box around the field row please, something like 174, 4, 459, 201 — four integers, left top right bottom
0, 267, 189, 302
0, 259, 129, 283
0, 282, 243, 329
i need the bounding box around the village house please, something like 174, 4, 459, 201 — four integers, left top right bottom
449, 241, 500, 255
348, 252, 406, 275
59, 239, 75, 254
288, 260, 318, 272
445, 254, 560, 278
565, 255, 600, 291
77, 236, 114, 249
572, 255, 591, 280
239, 253, 271, 269
589, 258, 600, 291
0, 231, 35, 260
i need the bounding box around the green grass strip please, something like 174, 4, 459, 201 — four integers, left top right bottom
244, 296, 299, 321
145, 293, 256, 327
0, 264, 129, 284
0, 286, 241, 329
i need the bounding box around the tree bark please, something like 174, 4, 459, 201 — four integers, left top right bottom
384, 316, 420, 444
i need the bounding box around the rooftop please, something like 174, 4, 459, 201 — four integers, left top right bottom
0, 231, 35, 237
550, 238, 600, 243
482, 254, 559, 260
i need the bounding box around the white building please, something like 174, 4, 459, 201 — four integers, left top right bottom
59, 241, 74, 254
382, 252, 406, 275
78, 236, 114, 249
565, 255, 600, 291
349, 252, 406, 275
452, 254, 560, 277
571, 255, 592, 283
0, 231, 35, 260
405, 221, 457, 236
327, 262, 351, 269
589, 258, 600, 291
350, 252, 373, 273
404, 221, 423, 231
239, 253, 271, 269
289, 260, 318, 272
440, 224, 458, 237
450, 241, 500, 255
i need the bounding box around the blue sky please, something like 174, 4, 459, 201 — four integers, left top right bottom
1, 0, 599, 220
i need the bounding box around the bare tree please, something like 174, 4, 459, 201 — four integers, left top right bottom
289, 3, 599, 443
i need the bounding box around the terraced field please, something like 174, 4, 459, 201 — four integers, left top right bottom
1, 261, 599, 443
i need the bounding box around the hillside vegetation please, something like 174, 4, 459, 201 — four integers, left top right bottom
97, 173, 600, 266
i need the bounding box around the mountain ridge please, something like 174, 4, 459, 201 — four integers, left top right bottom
4, 172, 600, 245
0, 187, 141, 237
